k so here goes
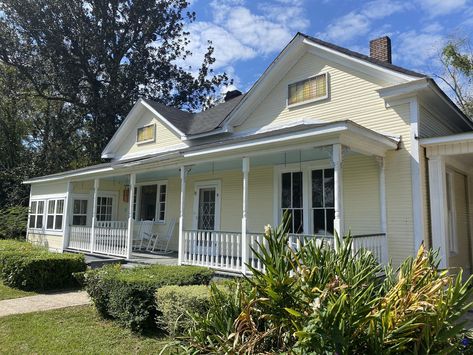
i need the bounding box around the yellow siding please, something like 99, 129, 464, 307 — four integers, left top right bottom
114, 110, 185, 159
343, 155, 381, 235
31, 182, 68, 196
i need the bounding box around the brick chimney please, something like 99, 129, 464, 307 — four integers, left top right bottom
369, 36, 392, 63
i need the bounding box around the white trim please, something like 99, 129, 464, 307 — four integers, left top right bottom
192, 180, 222, 231
127, 173, 136, 259
96, 191, 119, 221
445, 169, 458, 256
133, 180, 168, 223
421, 131, 473, 146
183, 126, 233, 140
409, 97, 425, 252
24, 167, 114, 184
69, 194, 92, 227
62, 181, 72, 250
114, 143, 187, 161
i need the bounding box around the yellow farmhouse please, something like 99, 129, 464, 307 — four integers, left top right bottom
24, 33, 473, 274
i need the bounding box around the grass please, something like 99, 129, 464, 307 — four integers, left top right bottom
0, 282, 36, 301
0, 305, 173, 354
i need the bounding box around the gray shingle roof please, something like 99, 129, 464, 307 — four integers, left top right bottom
142, 94, 244, 136
300, 33, 426, 78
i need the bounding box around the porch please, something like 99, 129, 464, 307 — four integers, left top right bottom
61, 138, 393, 273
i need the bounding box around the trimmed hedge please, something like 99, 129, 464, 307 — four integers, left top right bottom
156, 285, 211, 336
0, 240, 87, 291
84, 264, 214, 332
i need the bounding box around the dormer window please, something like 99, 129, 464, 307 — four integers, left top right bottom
137, 124, 155, 144
288, 73, 328, 107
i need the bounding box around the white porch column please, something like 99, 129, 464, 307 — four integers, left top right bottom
428, 155, 449, 268
62, 181, 72, 251
377, 157, 388, 263
241, 157, 250, 274
90, 178, 99, 253
126, 173, 136, 259
332, 144, 344, 250
178, 166, 187, 265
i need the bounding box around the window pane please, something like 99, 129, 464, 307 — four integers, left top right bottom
29, 216, 36, 228
37, 201, 44, 214
312, 170, 323, 207
313, 209, 325, 235
55, 215, 63, 230
36, 215, 43, 229
31, 201, 37, 214
326, 208, 335, 235
48, 200, 55, 214
281, 173, 292, 208
316, 74, 327, 97
292, 172, 303, 208
73, 200, 81, 214
140, 185, 157, 220
293, 209, 303, 234
81, 200, 88, 214
47, 215, 54, 229
56, 200, 64, 214
324, 169, 334, 208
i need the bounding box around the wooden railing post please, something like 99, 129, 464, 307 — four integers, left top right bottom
90, 178, 99, 253
126, 173, 136, 259
241, 157, 250, 274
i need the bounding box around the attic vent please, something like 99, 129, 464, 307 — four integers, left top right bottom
369, 36, 392, 64
224, 90, 242, 102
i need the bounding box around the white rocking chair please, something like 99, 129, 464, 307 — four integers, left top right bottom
133, 220, 155, 251
146, 218, 177, 254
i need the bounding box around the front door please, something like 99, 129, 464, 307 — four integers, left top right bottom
193, 181, 221, 231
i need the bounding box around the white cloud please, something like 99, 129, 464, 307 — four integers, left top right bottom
417, 0, 467, 17
395, 30, 446, 69
319, 0, 410, 43
181, 0, 309, 89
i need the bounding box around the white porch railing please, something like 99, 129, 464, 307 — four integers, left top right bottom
67, 220, 129, 258
182, 230, 387, 274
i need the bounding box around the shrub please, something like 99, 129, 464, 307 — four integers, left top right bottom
183, 218, 473, 354
0, 251, 86, 291
0, 239, 36, 252
0, 206, 28, 239
156, 285, 211, 336
84, 264, 214, 332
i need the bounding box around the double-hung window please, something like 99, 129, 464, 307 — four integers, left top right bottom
46, 199, 64, 230
281, 172, 304, 234
29, 200, 44, 229
311, 169, 335, 236
72, 199, 88, 226
134, 182, 167, 222
96, 197, 113, 221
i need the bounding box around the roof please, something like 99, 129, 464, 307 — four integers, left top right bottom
300, 33, 426, 79
25, 120, 398, 183
142, 94, 244, 136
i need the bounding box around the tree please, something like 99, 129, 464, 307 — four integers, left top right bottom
438, 38, 473, 119
0, 0, 229, 160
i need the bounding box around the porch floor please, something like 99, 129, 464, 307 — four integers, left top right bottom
72, 250, 178, 269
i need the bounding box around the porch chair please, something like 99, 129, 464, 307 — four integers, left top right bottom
146, 218, 177, 254
133, 220, 155, 251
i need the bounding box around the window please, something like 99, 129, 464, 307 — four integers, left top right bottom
72, 199, 88, 226
137, 124, 155, 143
96, 197, 113, 221
134, 183, 167, 222
288, 73, 327, 106
29, 200, 44, 229
311, 169, 335, 236
281, 172, 304, 234
46, 199, 64, 230
197, 187, 216, 230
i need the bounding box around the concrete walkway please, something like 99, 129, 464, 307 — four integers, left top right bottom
0, 290, 91, 317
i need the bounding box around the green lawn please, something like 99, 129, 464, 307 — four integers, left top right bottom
0, 282, 36, 301
0, 305, 174, 354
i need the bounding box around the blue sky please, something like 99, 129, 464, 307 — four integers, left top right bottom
185, 0, 473, 93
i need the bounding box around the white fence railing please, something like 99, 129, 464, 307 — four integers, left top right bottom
182, 230, 387, 274
67, 221, 129, 258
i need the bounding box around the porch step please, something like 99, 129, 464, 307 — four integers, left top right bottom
64, 249, 125, 269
